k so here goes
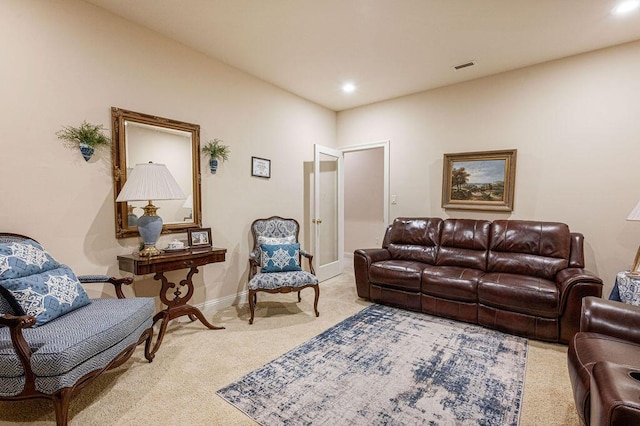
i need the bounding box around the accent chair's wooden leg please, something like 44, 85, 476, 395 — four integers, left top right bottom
313, 285, 320, 317
248, 290, 256, 324
297, 290, 301, 302
142, 328, 154, 362
53, 388, 72, 426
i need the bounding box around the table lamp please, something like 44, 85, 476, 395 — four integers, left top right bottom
627, 200, 640, 274
116, 162, 186, 256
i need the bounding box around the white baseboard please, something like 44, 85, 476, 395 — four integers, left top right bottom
193, 290, 248, 313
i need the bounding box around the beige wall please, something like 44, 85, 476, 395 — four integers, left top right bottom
3, 0, 639, 307
337, 40, 640, 295
0, 0, 336, 305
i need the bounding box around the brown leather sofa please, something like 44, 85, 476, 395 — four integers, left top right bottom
354, 217, 602, 343
568, 297, 640, 425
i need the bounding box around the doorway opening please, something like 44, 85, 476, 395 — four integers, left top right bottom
342, 141, 390, 273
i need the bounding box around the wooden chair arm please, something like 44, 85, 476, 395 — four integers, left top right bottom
0, 314, 37, 393
249, 258, 260, 280
108, 277, 134, 299
300, 250, 315, 275
78, 275, 134, 299
0, 313, 35, 329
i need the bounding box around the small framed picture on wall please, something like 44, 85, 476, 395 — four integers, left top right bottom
251, 156, 271, 178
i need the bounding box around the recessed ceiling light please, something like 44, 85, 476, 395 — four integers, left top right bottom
612, 0, 640, 15
342, 82, 356, 93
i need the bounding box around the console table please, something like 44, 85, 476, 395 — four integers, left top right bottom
117, 247, 227, 356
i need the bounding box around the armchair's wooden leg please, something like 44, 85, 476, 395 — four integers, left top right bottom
249, 290, 256, 324
52, 388, 72, 426
297, 290, 301, 302
313, 285, 320, 317
142, 328, 154, 362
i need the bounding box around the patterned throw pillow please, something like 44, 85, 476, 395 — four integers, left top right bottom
260, 243, 302, 273
255, 236, 296, 266
257, 235, 296, 246
0, 239, 60, 280
0, 240, 90, 327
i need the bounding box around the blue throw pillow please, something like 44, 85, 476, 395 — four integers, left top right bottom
0, 240, 90, 327
260, 243, 302, 273
0, 239, 61, 280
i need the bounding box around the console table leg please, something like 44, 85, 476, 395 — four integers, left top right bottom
149, 269, 224, 355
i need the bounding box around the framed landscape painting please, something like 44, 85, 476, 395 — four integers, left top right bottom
442, 149, 517, 211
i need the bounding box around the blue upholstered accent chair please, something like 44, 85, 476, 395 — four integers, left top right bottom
0, 233, 154, 426
248, 216, 319, 324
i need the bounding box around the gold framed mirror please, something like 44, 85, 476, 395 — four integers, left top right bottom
111, 107, 202, 239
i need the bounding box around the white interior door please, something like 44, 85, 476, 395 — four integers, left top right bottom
313, 144, 343, 281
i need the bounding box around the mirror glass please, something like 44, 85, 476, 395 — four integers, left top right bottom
112, 107, 202, 239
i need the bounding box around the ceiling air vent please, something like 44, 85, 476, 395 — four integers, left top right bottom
453, 61, 476, 71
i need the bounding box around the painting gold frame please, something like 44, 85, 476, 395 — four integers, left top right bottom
442, 149, 517, 212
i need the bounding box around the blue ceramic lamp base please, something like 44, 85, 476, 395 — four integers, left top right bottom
137, 203, 163, 256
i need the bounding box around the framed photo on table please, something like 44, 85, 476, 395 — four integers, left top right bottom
251, 156, 271, 178
188, 227, 212, 249
442, 149, 517, 212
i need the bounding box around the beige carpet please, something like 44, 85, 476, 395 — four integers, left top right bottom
0, 273, 579, 425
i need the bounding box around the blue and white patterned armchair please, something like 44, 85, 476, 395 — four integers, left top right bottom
248, 216, 319, 324
0, 233, 154, 426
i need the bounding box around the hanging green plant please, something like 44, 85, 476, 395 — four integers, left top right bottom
56, 120, 111, 161
202, 138, 230, 174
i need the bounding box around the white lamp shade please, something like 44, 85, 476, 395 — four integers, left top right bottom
627, 200, 640, 221
116, 162, 186, 202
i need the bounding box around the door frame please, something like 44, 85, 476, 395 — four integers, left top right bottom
311, 140, 390, 280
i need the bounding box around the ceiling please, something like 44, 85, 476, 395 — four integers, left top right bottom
85, 0, 640, 111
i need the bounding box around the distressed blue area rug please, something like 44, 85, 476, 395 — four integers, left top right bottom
217, 304, 528, 425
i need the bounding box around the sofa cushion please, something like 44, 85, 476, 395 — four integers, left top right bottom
369, 260, 424, 292
478, 272, 559, 318
421, 265, 483, 302
387, 217, 442, 265
0, 316, 152, 397
436, 219, 491, 271
487, 220, 570, 280
0, 297, 154, 379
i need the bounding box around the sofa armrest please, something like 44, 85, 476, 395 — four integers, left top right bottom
556, 268, 602, 298
355, 248, 391, 264
354, 248, 391, 300
556, 268, 602, 312
556, 268, 603, 343
581, 296, 640, 345
77, 275, 134, 299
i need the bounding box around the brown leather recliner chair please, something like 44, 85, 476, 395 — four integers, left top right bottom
567, 296, 640, 425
